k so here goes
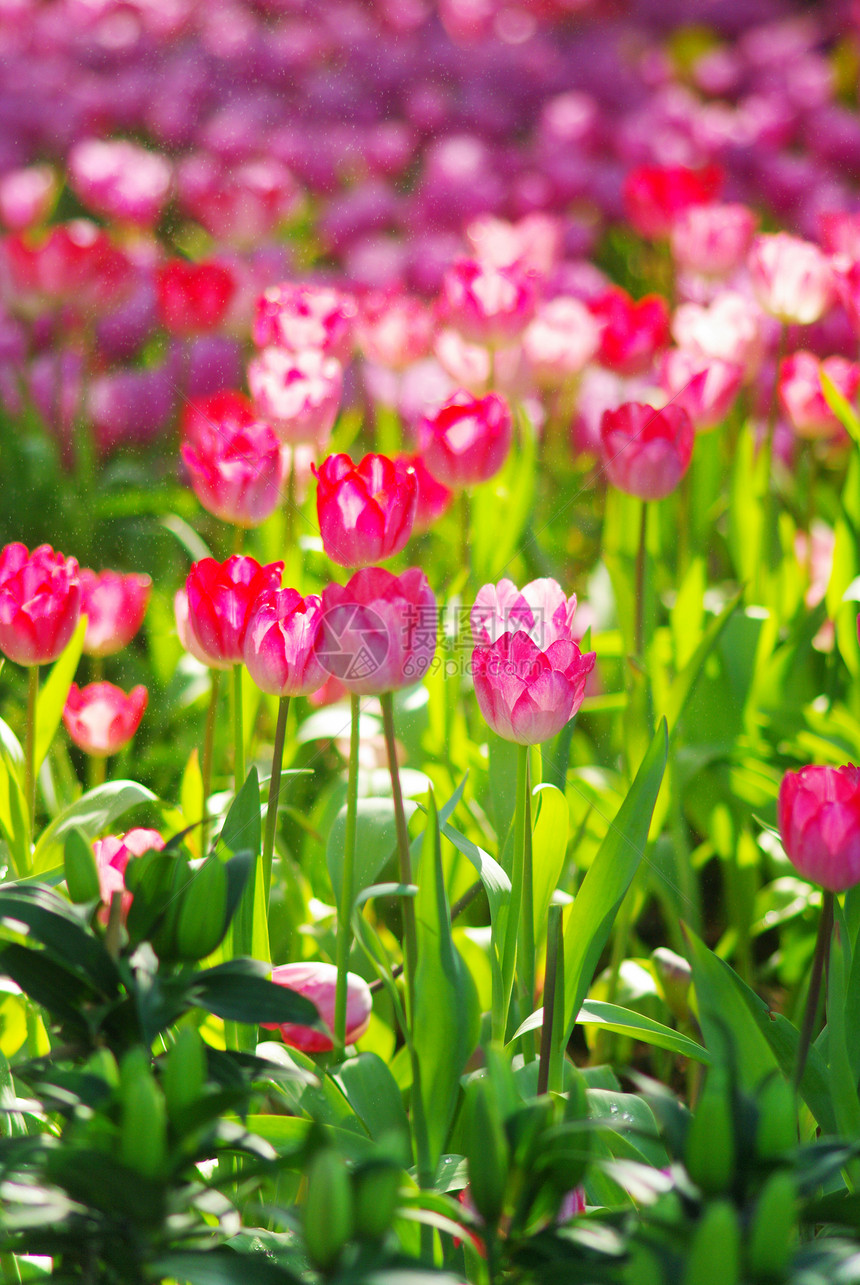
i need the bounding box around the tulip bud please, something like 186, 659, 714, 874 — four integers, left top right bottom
65, 828, 102, 904
304, 1149, 354, 1270
652, 947, 692, 1022
778, 764, 860, 892
600, 401, 695, 501
754, 1075, 797, 1160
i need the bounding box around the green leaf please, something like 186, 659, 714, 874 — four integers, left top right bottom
562, 719, 668, 1044
0, 884, 119, 997
152, 1249, 302, 1285
32, 781, 158, 874
413, 789, 480, 1175
191, 959, 321, 1028
0, 718, 29, 877
332, 1052, 411, 1158
219, 768, 268, 969
0, 942, 92, 1029
665, 590, 744, 733
326, 796, 413, 905
531, 783, 568, 949
510, 998, 709, 1064
821, 368, 860, 446
35, 615, 87, 771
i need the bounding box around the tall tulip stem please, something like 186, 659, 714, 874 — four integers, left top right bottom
334, 694, 361, 1051
380, 692, 418, 1013
634, 499, 648, 660
515, 743, 537, 1063
794, 889, 834, 1092
24, 666, 39, 837
262, 695, 290, 907
232, 664, 245, 791
201, 669, 221, 854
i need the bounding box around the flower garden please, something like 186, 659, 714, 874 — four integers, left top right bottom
4, 1, 860, 1281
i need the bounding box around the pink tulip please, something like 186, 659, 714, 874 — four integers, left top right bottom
63, 682, 148, 757
178, 155, 298, 248
671, 291, 765, 379
832, 258, 860, 334
660, 349, 743, 431
68, 139, 172, 229
471, 578, 580, 649
181, 397, 286, 527
670, 202, 757, 278
472, 631, 595, 746
748, 233, 835, 325
0, 543, 80, 667
184, 556, 284, 670
397, 454, 453, 532
0, 165, 57, 232
253, 282, 356, 361
465, 212, 563, 276
433, 328, 526, 396
600, 402, 695, 500
522, 296, 601, 387
589, 288, 670, 377
2, 221, 131, 317
314, 453, 417, 568
244, 589, 327, 697
265, 961, 372, 1052
778, 765, 860, 892
439, 257, 537, 347
92, 828, 164, 924
156, 260, 235, 335
79, 569, 152, 658
778, 351, 860, 441
623, 163, 723, 241
419, 390, 513, 490
248, 347, 343, 447
318, 567, 436, 695
356, 290, 435, 369
174, 588, 214, 667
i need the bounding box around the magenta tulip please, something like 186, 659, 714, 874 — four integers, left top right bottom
253, 282, 356, 361
314, 453, 417, 568
184, 556, 283, 670
181, 411, 286, 528
472, 631, 595, 746
439, 256, 537, 347
0, 543, 80, 667
318, 567, 436, 695
471, 577, 580, 649
419, 390, 512, 490
79, 568, 151, 658
264, 961, 372, 1053
600, 402, 694, 501
63, 682, 147, 757
244, 589, 327, 697
778, 765, 860, 892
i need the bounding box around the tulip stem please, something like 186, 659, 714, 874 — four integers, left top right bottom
794, 889, 834, 1093
201, 670, 221, 855
88, 755, 107, 792
262, 695, 290, 909
634, 499, 648, 659
334, 693, 361, 1051
232, 664, 245, 791
515, 743, 537, 1063
24, 666, 38, 838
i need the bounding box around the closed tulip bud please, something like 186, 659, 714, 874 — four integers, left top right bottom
314, 453, 417, 568
184, 556, 283, 670
79, 568, 151, 657
264, 961, 373, 1052
181, 410, 286, 528
778, 764, 860, 892
62, 682, 147, 757
748, 233, 835, 325
352, 1160, 403, 1241
0, 542, 80, 667
651, 947, 692, 1022
318, 567, 436, 695
754, 1075, 797, 1159
747, 1172, 796, 1279
156, 259, 235, 335
243, 589, 326, 697
600, 401, 694, 500
418, 390, 513, 490
623, 162, 723, 241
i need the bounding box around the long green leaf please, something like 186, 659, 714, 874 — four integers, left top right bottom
562, 719, 668, 1044
32, 781, 158, 873
35, 615, 87, 771
531, 783, 568, 949
512, 999, 709, 1064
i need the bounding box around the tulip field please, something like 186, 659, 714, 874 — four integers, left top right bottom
7, 1, 860, 1282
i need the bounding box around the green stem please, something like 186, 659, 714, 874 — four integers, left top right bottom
538, 903, 565, 1095
262, 696, 290, 909
634, 499, 648, 660
232, 664, 245, 792
794, 890, 834, 1093
24, 666, 38, 841
756, 323, 786, 603
201, 670, 221, 855
87, 755, 107, 792
459, 491, 471, 581
519, 755, 536, 1064
334, 694, 361, 1051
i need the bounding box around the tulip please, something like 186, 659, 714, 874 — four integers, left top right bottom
471, 577, 580, 649
465, 212, 563, 275
0, 542, 81, 667
623, 162, 724, 241
522, 297, 601, 387
2, 221, 132, 317
831, 258, 860, 335
670, 202, 757, 278
600, 402, 695, 501
419, 390, 513, 490
397, 454, 453, 532
68, 138, 172, 229
181, 411, 286, 528
156, 259, 235, 335
178, 155, 298, 248
439, 257, 537, 347
79, 569, 151, 658
244, 590, 326, 698
314, 453, 417, 568
63, 682, 148, 758
748, 233, 835, 325
671, 291, 765, 380
248, 347, 343, 447
660, 349, 743, 431
589, 288, 670, 378
264, 961, 373, 1052
253, 282, 356, 360
779, 351, 860, 441
433, 328, 525, 396
0, 164, 57, 232
318, 567, 436, 696
92, 828, 164, 925
471, 631, 595, 747
778, 764, 860, 893
184, 556, 284, 670
356, 290, 435, 369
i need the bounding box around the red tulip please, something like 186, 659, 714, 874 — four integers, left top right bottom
472, 631, 595, 746
2, 220, 132, 316
244, 589, 327, 697
156, 259, 235, 335
600, 402, 694, 500
264, 961, 372, 1052
397, 454, 453, 532
181, 408, 286, 527
79, 568, 151, 658
778, 765, 860, 892
184, 556, 283, 669
62, 682, 147, 757
419, 390, 512, 489
623, 162, 723, 241
0, 543, 80, 667
318, 567, 436, 695
314, 453, 417, 568
589, 288, 670, 377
